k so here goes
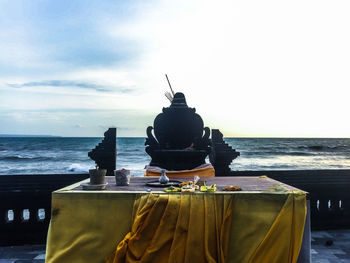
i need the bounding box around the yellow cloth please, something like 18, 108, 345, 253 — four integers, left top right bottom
144, 165, 215, 177
45, 192, 135, 263
247, 191, 306, 263
106, 193, 233, 263
106, 191, 306, 263
46, 188, 306, 263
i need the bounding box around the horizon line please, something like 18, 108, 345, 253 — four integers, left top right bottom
1, 134, 349, 139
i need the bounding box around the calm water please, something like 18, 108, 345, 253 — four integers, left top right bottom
0, 137, 350, 176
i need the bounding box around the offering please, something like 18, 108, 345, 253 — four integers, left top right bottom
164, 175, 201, 192
181, 185, 196, 192
164, 186, 181, 192
223, 186, 242, 191
114, 169, 131, 186
200, 183, 217, 192
179, 181, 192, 187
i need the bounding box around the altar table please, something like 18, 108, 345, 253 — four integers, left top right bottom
45, 176, 310, 263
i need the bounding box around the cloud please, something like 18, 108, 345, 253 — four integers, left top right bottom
0, 108, 154, 136
7, 80, 134, 93
74, 124, 85, 128
1, 0, 350, 137
0, 0, 143, 78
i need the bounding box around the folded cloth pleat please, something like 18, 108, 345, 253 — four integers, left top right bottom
106, 193, 233, 263
106, 191, 307, 263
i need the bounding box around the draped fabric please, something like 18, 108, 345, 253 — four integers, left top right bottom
247, 191, 307, 263
106, 193, 233, 263
45, 182, 307, 263
106, 191, 306, 263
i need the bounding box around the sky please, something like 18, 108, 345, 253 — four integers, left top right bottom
0, 0, 350, 137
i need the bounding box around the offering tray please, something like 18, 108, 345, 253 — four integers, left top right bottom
146, 180, 182, 187
81, 182, 108, 190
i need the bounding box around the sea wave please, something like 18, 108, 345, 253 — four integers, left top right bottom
243, 151, 316, 156
67, 163, 91, 173
0, 155, 54, 161
1, 137, 350, 175
297, 145, 348, 151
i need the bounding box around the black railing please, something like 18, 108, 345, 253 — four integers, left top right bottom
1, 170, 349, 246
0, 174, 89, 246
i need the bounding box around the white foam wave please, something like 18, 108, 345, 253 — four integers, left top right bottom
67, 163, 91, 173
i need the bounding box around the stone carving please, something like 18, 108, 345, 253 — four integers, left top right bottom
145, 93, 211, 170
88, 128, 116, 176
209, 129, 240, 176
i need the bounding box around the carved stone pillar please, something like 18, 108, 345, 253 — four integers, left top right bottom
88, 128, 116, 176
209, 129, 240, 176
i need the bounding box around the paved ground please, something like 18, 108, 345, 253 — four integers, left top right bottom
0, 244, 45, 263
0, 230, 350, 262
311, 229, 350, 263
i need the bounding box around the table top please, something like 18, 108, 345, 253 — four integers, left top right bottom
62, 176, 304, 193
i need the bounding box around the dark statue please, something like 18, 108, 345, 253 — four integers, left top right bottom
145, 92, 211, 170
86, 94, 239, 176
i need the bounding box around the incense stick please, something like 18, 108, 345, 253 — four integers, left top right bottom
165, 74, 175, 96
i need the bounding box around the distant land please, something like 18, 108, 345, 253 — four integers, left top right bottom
0, 134, 61, 137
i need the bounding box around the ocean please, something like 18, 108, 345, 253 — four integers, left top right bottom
0, 137, 350, 177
